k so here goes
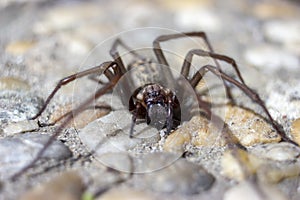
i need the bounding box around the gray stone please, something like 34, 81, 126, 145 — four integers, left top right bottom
249, 142, 300, 162
79, 110, 182, 173
0, 91, 43, 125
263, 20, 300, 51
21, 171, 84, 200
244, 44, 299, 71
0, 133, 72, 179
2, 120, 39, 136
140, 157, 215, 194
223, 181, 288, 200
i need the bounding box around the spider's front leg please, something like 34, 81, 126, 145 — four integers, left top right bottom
31, 62, 119, 121
11, 61, 120, 181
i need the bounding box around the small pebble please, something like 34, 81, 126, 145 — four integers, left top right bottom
33, 2, 103, 35
256, 161, 300, 183
165, 105, 280, 152
223, 181, 288, 200
224, 105, 281, 146
2, 120, 39, 136
291, 118, 300, 145
21, 171, 84, 200
263, 20, 300, 46
249, 142, 300, 162
174, 8, 221, 31
97, 187, 154, 200
5, 40, 36, 55
221, 149, 261, 181
79, 110, 164, 172
0, 91, 43, 124
0, 133, 72, 179
49, 103, 110, 129
253, 2, 299, 19
0, 77, 30, 91
142, 157, 215, 194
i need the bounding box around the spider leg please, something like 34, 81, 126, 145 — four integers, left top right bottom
153, 32, 234, 100
30, 62, 118, 120
44, 104, 111, 127
11, 62, 120, 181
182, 49, 245, 87
192, 65, 298, 146
166, 96, 174, 134
110, 38, 146, 74
153, 32, 218, 67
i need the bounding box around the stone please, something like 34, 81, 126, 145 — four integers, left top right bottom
164, 105, 280, 152
174, 8, 221, 31
263, 20, 300, 46
0, 91, 43, 125
97, 187, 154, 200
263, 20, 300, 55
1, 120, 39, 136
21, 171, 84, 200
0, 77, 30, 91
224, 105, 281, 146
0, 133, 72, 179
221, 149, 261, 181
256, 161, 300, 184
5, 40, 36, 55
249, 142, 300, 162
265, 80, 300, 120
33, 2, 104, 35
244, 44, 299, 71
222, 144, 300, 183
164, 114, 228, 152
163, 125, 191, 153
141, 157, 215, 194
223, 181, 288, 200
48, 103, 110, 129
79, 110, 167, 172
253, 2, 299, 19
291, 118, 300, 145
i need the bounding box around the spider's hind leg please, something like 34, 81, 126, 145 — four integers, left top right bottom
192, 65, 298, 146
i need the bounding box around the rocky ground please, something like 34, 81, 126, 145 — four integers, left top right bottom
0, 0, 300, 199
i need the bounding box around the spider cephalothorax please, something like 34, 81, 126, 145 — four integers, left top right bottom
129, 83, 181, 137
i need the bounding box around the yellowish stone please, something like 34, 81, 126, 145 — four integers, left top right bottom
163, 125, 191, 153
97, 188, 154, 200
160, 0, 212, 11
21, 171, 84, 200
225, 105, 281, 146
221, 149, 262, 182
257, 163, 300, 184
0, 77, 30, 91
49, 103, 110, 129
5, 41, 35, 55
253, 2, 299, 19
291, 118, 300, 145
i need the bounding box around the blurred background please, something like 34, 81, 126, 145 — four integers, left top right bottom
0, 0, 300, 199
1, 0, 299, 122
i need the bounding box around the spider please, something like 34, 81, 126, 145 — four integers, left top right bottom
10, 32, 297, 180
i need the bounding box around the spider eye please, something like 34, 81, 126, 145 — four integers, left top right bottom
147, 104, 167, 130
